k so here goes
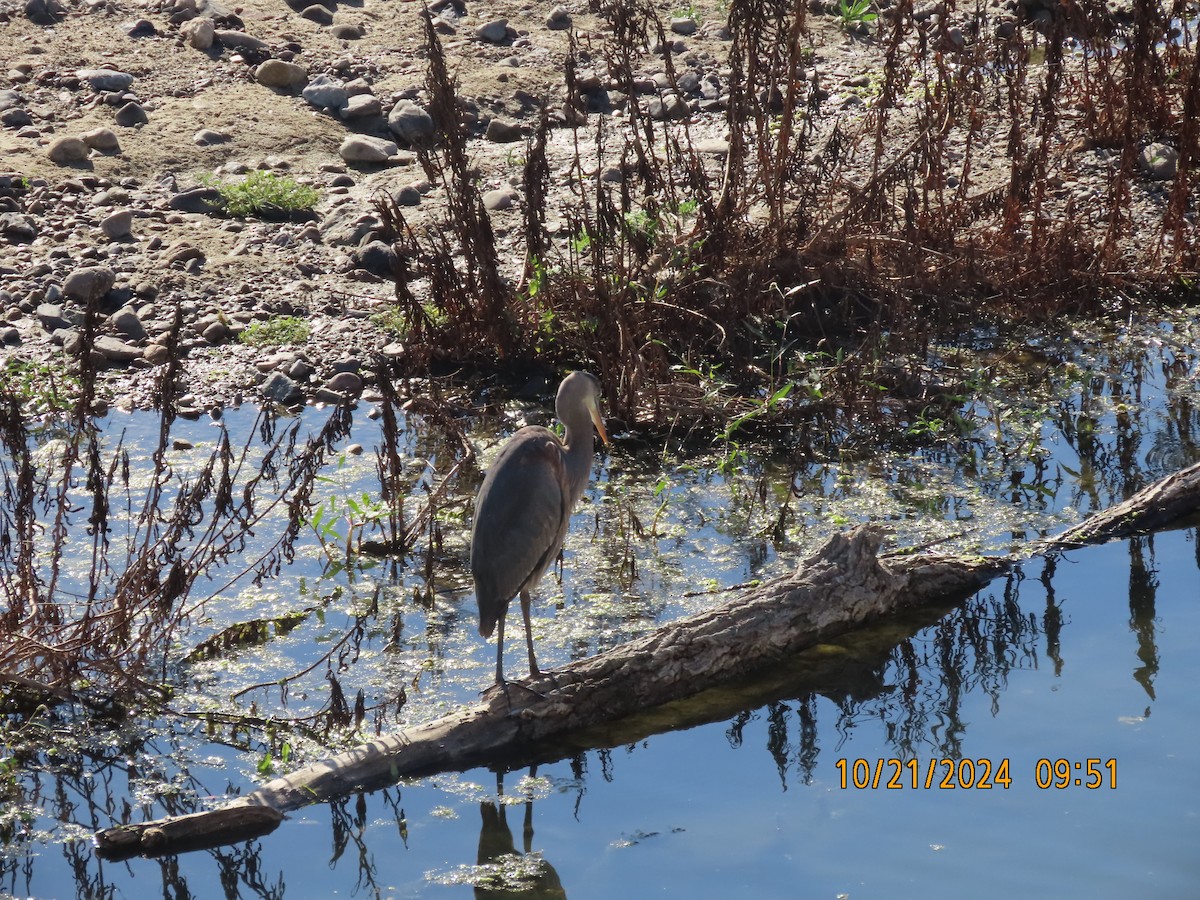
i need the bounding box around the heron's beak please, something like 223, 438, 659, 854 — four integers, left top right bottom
589, 402, 609, 446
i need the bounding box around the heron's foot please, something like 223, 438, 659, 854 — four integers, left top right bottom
483, 678, 510, 701
509, 680, 548, 701
482, 679, 546, 705
532, 668, 561, 692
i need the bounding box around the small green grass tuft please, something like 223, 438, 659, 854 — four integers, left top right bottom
673, 2, 701, 24
238, 315, 311, 347
370, 303, 447, 339
208, 170, 320, 218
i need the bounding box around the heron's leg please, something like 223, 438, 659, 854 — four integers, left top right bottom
495, 612, 507, 688
485, 616, 520, 704
519, 590, 541, 677
522, 765, 537, 852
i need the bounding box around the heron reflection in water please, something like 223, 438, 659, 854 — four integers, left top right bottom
476, 769, 565, 899
470, 371, 608, 689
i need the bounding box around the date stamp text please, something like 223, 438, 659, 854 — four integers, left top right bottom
834, 758, 1117, 790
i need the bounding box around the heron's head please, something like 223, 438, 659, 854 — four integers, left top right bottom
559, 371, 609, 445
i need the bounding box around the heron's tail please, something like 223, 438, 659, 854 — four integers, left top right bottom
478, 608, 498, 638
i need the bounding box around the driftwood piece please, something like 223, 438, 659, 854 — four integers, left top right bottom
94, 458, 1200, 857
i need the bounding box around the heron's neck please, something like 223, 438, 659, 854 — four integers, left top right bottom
561, 413, 595, 508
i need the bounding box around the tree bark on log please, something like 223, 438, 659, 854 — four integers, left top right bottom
94, 458, 1200, 858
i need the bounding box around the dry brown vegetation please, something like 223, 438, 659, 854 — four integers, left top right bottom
384, 0, 1200, 429
0, 313, 347, 713
0, 325, 477, 721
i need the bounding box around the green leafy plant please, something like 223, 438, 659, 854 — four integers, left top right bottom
649, 475, 672, 536
309, 490, 390, 566
370, 303, 447, 340
256, 739, 291, 775
0, 754, 20, 799
673, 2, 701, 23
836, 0, 877, 30
369, 306, 408, 337
669, 359, 732, 409
524, 255, 549, 301
570, 229, 593, 255
534, 308, 558, 354
206, 170, 319, 218
717, 442, 748, 476
238, 315, 311, 347
0, 357, 80, 413
623, 199, 700, 250
623, 209, 660, 244
723, 382, 794, 442
308, 455, 393, 567
905, 410, 949, 440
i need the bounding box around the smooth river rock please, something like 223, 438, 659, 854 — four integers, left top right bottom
168, 186, 223, 213
256, 59, 308, 90
475, 18, 508, 43
100, 209, 134, 239
47, 137, 90, 165
76, 69, 134, 92
482, 187, 518, 210
261, 371, 304, 406
92, 334, 143, 362
63, 266, 115, 303
484, 118, 523, 142
81, 127, 121, 153
215, 30, 269, 52
114, 102, 149, 126
181, 17, 214, 49
109, 306, 147, 341
318, 370, 364, 399
1140, 142, 1179, 180
338, 134, 398, 165
340, 93, 381, 120
302, 74, 348, 111
387, 100, 435, 146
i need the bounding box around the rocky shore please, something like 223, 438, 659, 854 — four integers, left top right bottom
0, 0, 730, 412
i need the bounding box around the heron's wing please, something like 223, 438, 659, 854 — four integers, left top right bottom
470, 427, 570, 633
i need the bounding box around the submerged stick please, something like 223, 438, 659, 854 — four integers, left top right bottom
94, 458, 1200, 857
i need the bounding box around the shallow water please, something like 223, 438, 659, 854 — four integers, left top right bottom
3, 316, 1200, 898
12, 530, 1197, 899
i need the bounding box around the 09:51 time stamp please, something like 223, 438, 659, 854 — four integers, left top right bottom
835, 757, 1117, 790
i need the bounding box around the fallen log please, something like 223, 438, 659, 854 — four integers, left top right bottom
94, 806, 285, 858
1040, 460, 1200, 550
94, 458, 1200, 858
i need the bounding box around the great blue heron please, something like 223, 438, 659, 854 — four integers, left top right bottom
470, 371, 608, 688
